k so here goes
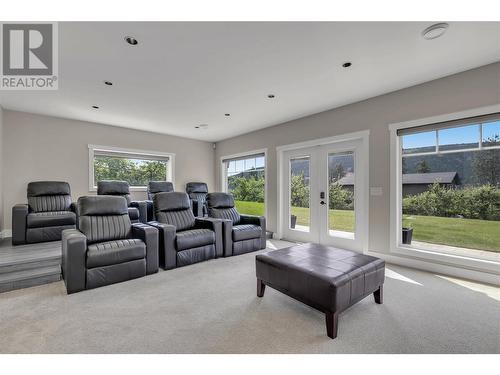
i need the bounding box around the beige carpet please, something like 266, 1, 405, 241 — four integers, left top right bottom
0, 240, 499, 354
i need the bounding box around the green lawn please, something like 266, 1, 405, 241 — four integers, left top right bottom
235, 200, 355, 232
403, 214, 500, 252
235, 200, 266, 216
235, 200, 500, 253
290, 206, 355, 233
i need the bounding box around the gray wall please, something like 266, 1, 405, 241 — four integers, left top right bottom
2, 110, 215, 231
0, 105, 3, 234
214, 62, 500, 254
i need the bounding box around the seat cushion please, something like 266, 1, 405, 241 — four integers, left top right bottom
86, 238, 146, 268
232, 224, 262, 242
176, 228, 215, 251
27, 211, 76, 228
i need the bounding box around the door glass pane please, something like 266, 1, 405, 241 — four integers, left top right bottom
289, 156, 310, 232
328, 151, 355, 236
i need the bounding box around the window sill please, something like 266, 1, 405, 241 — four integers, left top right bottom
329, 230, 355, 240
89, 186, 148, 192
391, 243, 500, 274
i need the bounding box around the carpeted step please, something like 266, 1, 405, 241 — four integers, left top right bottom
0, 265, 61, 293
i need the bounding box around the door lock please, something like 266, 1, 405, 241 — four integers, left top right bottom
320, 191, 325, 199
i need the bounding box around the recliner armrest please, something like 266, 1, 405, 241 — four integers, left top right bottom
239, 214, 264, 226
218, 219, 233, 257
61, 229, 87, 294
132, 223, 159, 275
148, 221, 177, 270
12, 204, 29, 245
130, 200, 148, 223
195, 217, 224, 258
240, 214, 266, 250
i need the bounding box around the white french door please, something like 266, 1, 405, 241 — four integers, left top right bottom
281, 138, 368, 252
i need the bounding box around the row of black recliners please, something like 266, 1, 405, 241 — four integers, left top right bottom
12, 180, 211, 245
11, 181, 266, 294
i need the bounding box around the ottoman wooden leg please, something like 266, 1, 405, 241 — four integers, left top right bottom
374, 285, 383, 304
325, 311, 339, 339
257, 279, 266, 297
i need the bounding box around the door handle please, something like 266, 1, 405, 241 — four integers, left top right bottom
320, 200, 326, 205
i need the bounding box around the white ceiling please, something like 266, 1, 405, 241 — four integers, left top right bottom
1, 22, 499, 142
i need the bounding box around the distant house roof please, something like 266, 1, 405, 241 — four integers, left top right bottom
337, 172, 354, 185
402, 172, 457, 185
337, 171, 457, 186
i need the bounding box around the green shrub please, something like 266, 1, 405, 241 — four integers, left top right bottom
403, 183, 499, 220
329, 182, 354, 210
228, 176, 265, 203
290, 173, 310, 208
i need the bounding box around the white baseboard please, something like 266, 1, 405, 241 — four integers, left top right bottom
0, 229, 12, 239
367, 250, 500, 286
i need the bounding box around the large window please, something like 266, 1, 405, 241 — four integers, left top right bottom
222, 152, 266, 216
89, 145, 173, 189
398, 116, 499, 259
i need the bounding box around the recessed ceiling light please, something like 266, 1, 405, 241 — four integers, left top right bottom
224, 113, 231, 117
422, 23, 449, 40
342, 62, 352, 68
104, 81, 113, 86
195, 124, 209, 129
267, 94, 275, 99
92, 105, 99, 109
125, 36, 138, 46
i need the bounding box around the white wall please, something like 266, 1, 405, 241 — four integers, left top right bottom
214, 62, 500, 255
2, 110, 215, 231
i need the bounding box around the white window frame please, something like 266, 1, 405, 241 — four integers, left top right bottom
88, 144, 175, 192
220, 148, 268, 219
389, 104, 500, 274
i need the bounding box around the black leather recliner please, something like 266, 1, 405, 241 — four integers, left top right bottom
206, 193, 266, 256
146, 181, 174, 221
97, 180, 147, 223
186, 182, 208, 217
61, 195, 159, 294
148, 192, 223, 270
12, 181, 77, 245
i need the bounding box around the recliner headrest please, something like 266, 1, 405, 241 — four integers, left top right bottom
186, 182, 208, 194
154, 192, 190, 212
207, 192, 234, 208
148, 181, 174, 194
27, 181, 71, 197
97, 180, 130, 195
78, 196, 129, 216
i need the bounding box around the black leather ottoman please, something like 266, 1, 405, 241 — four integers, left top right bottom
255, 243, 385, 339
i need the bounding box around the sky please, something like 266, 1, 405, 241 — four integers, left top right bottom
402, 121, 499, 151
